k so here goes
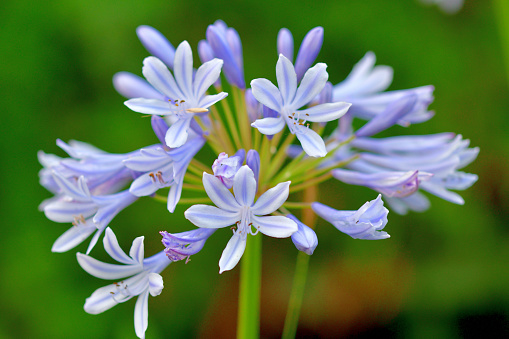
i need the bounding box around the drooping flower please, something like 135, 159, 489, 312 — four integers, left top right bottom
160, 228, 216, 262
251, 54, 351, 157
124, 41, 227, 148
184, 166, 297, 273
77, 228, 170, 339
312, 195, 390, 240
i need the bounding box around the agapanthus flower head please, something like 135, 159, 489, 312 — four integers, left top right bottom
312, 195, 390, 240
184, 165, 297, 273
77, 228, 170, 339
124, 41, 227, 148
251, 54, 351, 157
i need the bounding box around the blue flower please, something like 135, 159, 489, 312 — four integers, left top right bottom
312, 195, 390, 240
333, 51, 434, 126
43, 171, 138, 253
123, 134, 206, 213
212, 150, 245, 189
250, 54, 351, 157
124, 41, 227, 148
160, 228, 216, 262
184, 166, 297, 273
77, 228, 170, 339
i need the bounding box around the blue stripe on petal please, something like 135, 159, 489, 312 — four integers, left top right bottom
252, 215, 297, 238
233, 166, 256, 207
276, 54, 297, 105
218, 234, 247, 273
185, 205, 240, 228
251, 181, 290, 215
125, 98, 172, 115
250, 78, 283, 112
202, 173, 240, 212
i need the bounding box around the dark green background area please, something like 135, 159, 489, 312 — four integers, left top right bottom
1, 0, 508, 338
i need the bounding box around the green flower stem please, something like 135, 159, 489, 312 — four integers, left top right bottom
495, 0, 509, 86
281, 250, 310, 339
237, 234, 262, 339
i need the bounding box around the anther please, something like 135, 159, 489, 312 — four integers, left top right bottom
149, 172, 156, 182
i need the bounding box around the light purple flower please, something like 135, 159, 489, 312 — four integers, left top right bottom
332, 169, 433, 198
160, 228, 216, 262
43, 171, 138, 253
124, 41, 227, 148
333, 51, 434, 125
123, 135, 206, 212
77, 228, 170, 339
312, 195, 390, 240
212, 151, 244, 189
251, 54, 351, 157
287, 215, 318, 255
184, 166, 297, 273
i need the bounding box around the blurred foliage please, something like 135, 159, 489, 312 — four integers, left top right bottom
1, 0, 508, 338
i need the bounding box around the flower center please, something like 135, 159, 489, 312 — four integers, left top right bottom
168, 99, 208, 119
284, 110, 310, 135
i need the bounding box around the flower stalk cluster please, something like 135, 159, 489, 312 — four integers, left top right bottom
38, 20, 478, 338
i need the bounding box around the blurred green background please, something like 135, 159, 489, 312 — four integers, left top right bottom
1, 0, 508, 338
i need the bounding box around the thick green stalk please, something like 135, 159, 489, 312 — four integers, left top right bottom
237, 234, 262, 339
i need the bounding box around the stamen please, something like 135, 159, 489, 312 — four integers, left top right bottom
149, 172, 156, 182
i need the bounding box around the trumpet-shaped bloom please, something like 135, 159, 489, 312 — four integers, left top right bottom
77, 228, 170, 339
251, 54, 351, 157
312, 195, 390, 240
43, 171, 138, 253
124, 41, 227, 148
185, 166, 297, 273
160, 228, 216, 262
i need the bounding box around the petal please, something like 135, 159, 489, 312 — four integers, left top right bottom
83, 283, 120, 314
420, 182, 465, 205
44, 199, 97, 223
52, 172, 91, 201
185, 205, 240, 228
134, 290, 150, 339
167, 172, 184, 213
77, 253, 142, 280
165, 118, 192, 148
129, 173, 161, 197
51, 222, 97, 253
233, 166, 257, 207
250, 78, 283, 112
113, 72, 166, 100
287, 215, 318, 255
123, 148, 172, 172
136, 25, 175, 69
276, 54, 297, 105
218, 234, 247, 273
203, 173, 240, 212
193, 58, 223, 99
124, 98, 172, 115
173, 41, 194, 99
198, 92, 228, 109
103, 227, 135, 265
251, 181, 290, 215
295, 126, 327, 157
251, 117, 285, 135
142, 56, 184, 99
298, 102, 351, 123
148, 273, 164, 296
129, 236, 145, 265
292, 63, 328, 109
251, 215, 297, 238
